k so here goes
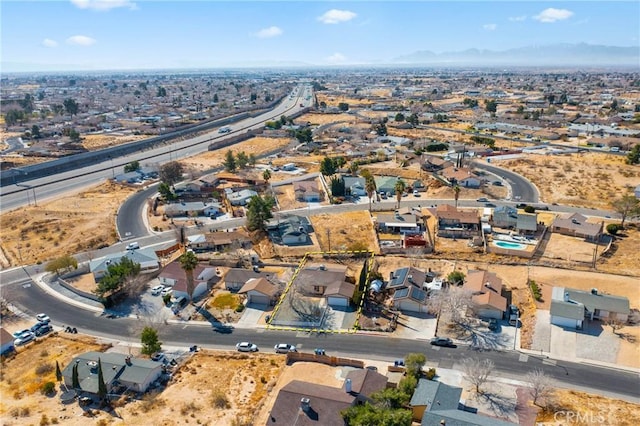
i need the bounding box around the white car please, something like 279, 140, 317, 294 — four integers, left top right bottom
14, 331, 35, 346
236, 342, 258, 352
160, 288, 173, 297
274, 343, 296, 354
36, 313, 50, 324
151, 285, 165, 296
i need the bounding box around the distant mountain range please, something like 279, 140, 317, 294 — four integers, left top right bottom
391, 43, 640, 67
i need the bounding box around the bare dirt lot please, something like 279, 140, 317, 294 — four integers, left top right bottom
310, 210, 378, 253
498, 152, 639, 209
0, 181, 137, 268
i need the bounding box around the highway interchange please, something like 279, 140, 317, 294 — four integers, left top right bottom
0, 86, 637, 402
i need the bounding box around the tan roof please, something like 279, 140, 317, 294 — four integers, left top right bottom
464, 270, 503, 294
324, 280, 356, 298
552, 213, 603, 237
238, 278, 278, 297
436, 205, 479, 224
0, 328, 13, 346
472, 291, 507, 312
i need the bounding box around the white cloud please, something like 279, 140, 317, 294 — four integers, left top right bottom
254, 26, 283, 39
483, 24, 497, 31
70, 0, 137, 11
66, 35, 97, 46
317, 9, 357, 24
508, 16, 527, 22
326, 53, 347, 64
42, 38, 58, 48
534, 8, 573, 23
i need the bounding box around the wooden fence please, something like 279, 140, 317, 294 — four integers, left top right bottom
286, 352, 364, 368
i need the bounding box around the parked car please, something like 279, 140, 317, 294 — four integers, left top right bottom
151, 285, 165, 296
430, 337, 455, 348
236, 342, 258, 352
161, 288, 173, 297
485, 203, 497, 208
274, 343, 296, 354
151, 352, 167, 363
413, 190, 420, 197
488, 319, 500, 331
30, 322, 47, 333
476, 197, 488, 202
492, 181, 502, 186
12, 329, 31, 339
14, 331, 35, 346
35, 324, 53, 337
126, 242, 140, 250
36, 313, 50, 324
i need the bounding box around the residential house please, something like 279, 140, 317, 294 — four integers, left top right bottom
464, 270, 508, 320
393, 286, 429, 313
61, 351, 163, 395
411, 379, 517, 426
421, 155, 453, 173
388, 267, 427, 291
375, 176, 402, 196
436, 205, 480, 239
89, 249, 160, 280
293, 263, 355, 308
158, 261, 217, 300
343, 176, 367, 197
224, 268, 276, 292
267, 380, 355, 426
0, 328, 15, 355
238, 277, 280, 306
267, 215, 312, 246
164, 201, 221, 218
550, 287, 631, 329
441, 166, 481, 188
551, 213, 603, 242
294, 180, 321, 202
376, 209, 423, 235
187, 231, 251, 252
344, 368, 388, 404
227, 189, 258, 206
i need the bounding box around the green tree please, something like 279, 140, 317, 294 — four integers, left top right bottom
395, 179, 406, 209
295, 128, 313, 143
179, 250, 198, 301
394, 112, 405, 122
236, 151, 249, 169
4, 109, 25, 127
159, 161, 184, 185
338, 102, 349, 111
606, 223, 622, 235
140, 326, 162, 355
69, 128, 81, 143
157, 86, 167, 97
404, 353, 426, 379
63, 98, 79, 116
484, 99, 497, 113
262, 169, 271, 185
335, 156, 347, 169
320, 157, 337, 176
372, 388, 409, 409
349, 162, 359, 176
31, 125, 41, 139
365, 177, 377, 212
453, 184, 460, 208
55, 361, 62, 382
447, 270, 465, 285
374, 121, 387, 136
223, 150, 236, 172
463, 98, 478, 108
19, 94, 35, 113
95, 257, 141, 298
124, 160, 140, 173
213, 93, 219, 103
246, 195, 275, 232
248, 153, 257, 166
97, 358, 108, 402
158, 182, 176, 201
45, 255, 78, 275
72, 363, 80, 389
611, 194, 640, 227
330, 176, 345, 197
626, 144, 640, 165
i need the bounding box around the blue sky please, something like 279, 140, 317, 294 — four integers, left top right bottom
1, 1, 638, 71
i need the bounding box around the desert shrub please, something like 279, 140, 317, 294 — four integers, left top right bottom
260, 376, 267, 384
211, 390, 230, 409
35, 363, 54, 376
40, 414, 50, 425
180, 401, 201, 415
96, 420, 108, 426
41, 381, 55, 395
529, 280, 542, 301
425, 368, 437, 380
40, 349, 49, 357
234, 304, 245, 313
606, 223, 622, 235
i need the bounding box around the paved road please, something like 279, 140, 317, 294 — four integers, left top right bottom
473, 161, 539, 203
1, 274, 638, 401
0, 85, 311, 213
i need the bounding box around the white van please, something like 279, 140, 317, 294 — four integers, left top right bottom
126, 242, 140, 250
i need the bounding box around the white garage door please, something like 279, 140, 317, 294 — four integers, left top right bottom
327, 297, 348, 308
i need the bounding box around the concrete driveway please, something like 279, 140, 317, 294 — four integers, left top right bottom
236, 304, 268, 328
394, 313, 437, 341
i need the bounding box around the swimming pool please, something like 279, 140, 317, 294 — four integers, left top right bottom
493, 241, 526, 250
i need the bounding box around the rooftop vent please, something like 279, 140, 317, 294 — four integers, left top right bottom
300, 397, 311, 412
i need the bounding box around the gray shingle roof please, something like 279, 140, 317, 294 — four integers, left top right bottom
550, 300, 585, 320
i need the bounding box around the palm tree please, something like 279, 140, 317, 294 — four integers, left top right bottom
179, 251, 198, 302
395, 179, 406, 209
453, 184, 461, 208
365, 177, 377, 212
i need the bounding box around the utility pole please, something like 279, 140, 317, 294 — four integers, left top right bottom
327, 229, 331, 252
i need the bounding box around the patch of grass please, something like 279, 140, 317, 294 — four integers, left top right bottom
211, 390, 230, 409
209, 293, 241, 310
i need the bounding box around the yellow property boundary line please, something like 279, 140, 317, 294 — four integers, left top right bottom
266, 250, 375, 334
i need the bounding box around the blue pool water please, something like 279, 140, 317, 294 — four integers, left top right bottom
493, 241, 526, 250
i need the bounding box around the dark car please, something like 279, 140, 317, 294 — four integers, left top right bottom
515, 203, 528, 209
485, 203, 497, 208
488, 319, 500, 331
430, 337, 455, 348
34, 324, 53, 337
